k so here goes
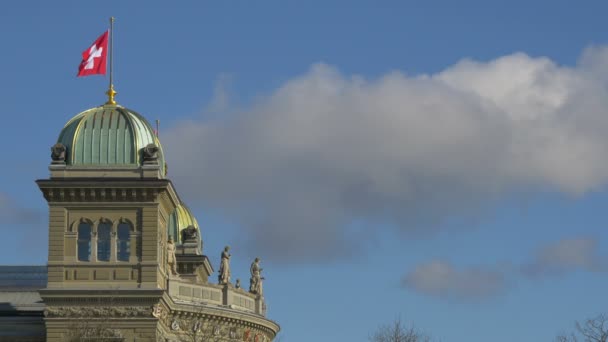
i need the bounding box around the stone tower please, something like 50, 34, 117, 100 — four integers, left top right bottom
37, 103, 279, 341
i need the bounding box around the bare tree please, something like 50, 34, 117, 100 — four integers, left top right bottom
66, 321, 124, 342
65, 288, 125, 342
556, 314, 608, 342
369, 317, 431, 342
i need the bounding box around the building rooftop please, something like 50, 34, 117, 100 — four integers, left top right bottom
0, 266, 47, 289
0, 266, 46, 314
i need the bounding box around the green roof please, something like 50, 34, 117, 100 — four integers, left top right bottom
57, 105, 165, 175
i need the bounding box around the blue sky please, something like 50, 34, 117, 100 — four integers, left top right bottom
1, 1, 608, 341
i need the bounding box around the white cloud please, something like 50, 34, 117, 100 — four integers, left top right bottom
404, 237, 607, 301
401, 260, 509, 300
0, 192, 42, 224
163, 46, 608, 262
522, 237, 608, 276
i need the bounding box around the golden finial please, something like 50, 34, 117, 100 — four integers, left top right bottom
106, 84, 117, 105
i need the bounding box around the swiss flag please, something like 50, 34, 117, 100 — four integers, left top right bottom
77, 31, 108, 77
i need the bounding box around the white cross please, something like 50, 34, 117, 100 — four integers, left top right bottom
84, 44, 103, 70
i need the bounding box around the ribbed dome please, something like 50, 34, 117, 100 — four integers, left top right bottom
57, 105, 165, 175
168, 203, 201, 245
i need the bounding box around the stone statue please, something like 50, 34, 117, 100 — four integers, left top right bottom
166, 236, 178, 276
50, 143, 66, 164
235, 278, 241, 289
249, 257, 264, 296
142, 143, 159, 164
180, 225, 198, 243
218, 246, 231, 285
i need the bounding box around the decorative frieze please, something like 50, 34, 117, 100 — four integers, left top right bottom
160, 308, 277, 341
44, 305, 154, 318
162, 315, 272, 342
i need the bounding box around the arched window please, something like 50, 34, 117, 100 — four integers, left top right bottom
77, 222, 92, 261
97, 222, 112, 262
117, 223, 131, 262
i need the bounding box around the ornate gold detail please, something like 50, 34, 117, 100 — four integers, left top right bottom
106, 84, 117, 105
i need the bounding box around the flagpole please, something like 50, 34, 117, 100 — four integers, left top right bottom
106, 17, 117, 105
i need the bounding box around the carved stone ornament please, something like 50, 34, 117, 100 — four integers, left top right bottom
44, 306, 153, 318
213, 325, 220, 336
142, 143, 159, 164
171, 319, 180, 331
50, 143, 66, 164
229, 328, 237, 339
152, 304, 163, 318
192, 320, 202, 332
80, 327, 123, 339
180, 225, 198, 243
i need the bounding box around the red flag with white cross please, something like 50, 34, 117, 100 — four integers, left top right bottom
77, 31, 108, 77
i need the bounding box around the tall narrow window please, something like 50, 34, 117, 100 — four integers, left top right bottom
77, 222, 92, 261
117, 223, 131, 262
97, 222, 112, 262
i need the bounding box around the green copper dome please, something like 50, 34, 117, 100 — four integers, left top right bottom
57, 105, 165, 175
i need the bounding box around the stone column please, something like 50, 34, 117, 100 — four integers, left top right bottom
91, 231, 98, 262
110, 231, 117, 262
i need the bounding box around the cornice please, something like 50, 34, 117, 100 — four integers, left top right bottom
37, 182, 163, 203
37, 178, 182, 209
39, 288, 164, 300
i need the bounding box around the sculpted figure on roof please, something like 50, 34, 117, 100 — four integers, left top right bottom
180, 225, 198, 243
249, 257, 264, 296
218, 246, 231, 285
167, 236, 178, 277
50, 143, 66, 164
142, 143, 159, 164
